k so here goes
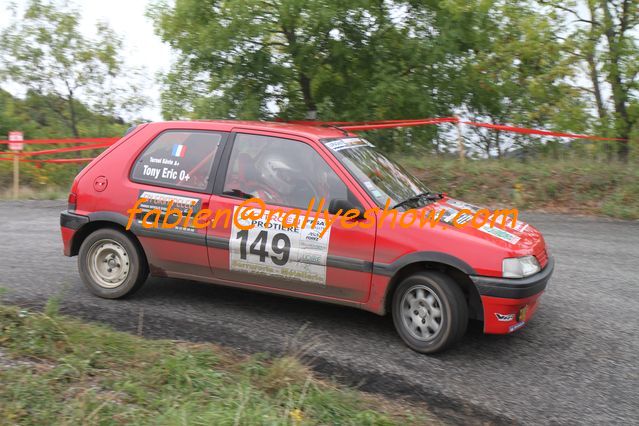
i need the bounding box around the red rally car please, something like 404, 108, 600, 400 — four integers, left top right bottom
60, 121, 554, 353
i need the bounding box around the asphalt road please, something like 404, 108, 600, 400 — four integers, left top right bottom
1, 200, 638, 425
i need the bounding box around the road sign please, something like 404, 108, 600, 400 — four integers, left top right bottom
8, 131, 24, 151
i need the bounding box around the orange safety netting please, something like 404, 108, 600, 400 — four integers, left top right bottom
0, 119, 624, 164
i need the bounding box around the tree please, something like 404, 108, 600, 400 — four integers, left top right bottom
150, 0, 635, 158
0, 0, 148, 138
462, 1, 590, 158
540, 0, 639, 161
148, 0, 471, 127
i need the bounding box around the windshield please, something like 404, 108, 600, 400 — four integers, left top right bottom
322, 137, 431, 209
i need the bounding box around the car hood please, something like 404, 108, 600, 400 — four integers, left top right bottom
418, 196, 549, 267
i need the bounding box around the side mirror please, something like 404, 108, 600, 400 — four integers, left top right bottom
328, 198, 363, 219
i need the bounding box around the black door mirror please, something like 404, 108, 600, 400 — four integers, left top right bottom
328, 198, 363, 219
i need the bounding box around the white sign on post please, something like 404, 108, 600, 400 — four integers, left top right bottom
8, 131, 24, 151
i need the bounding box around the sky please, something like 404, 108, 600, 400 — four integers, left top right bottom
0, 0, 173, 120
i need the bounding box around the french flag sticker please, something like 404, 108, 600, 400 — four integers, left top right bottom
171, 144, 187, 157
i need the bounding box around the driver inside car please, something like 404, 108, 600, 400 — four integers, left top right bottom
255, 151, 317, 207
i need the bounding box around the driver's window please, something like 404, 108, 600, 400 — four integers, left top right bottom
223, 133, 348, 209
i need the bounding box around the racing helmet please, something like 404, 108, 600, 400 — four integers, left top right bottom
258, 151, 306, 195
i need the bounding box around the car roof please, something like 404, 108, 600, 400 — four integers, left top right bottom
141, 120, 355, 140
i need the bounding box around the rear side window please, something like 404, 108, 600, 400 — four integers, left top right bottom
131, 130, 224, 192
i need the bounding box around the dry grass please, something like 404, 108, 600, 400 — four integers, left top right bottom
400, 156, 639, 220
0, 301, 440, 425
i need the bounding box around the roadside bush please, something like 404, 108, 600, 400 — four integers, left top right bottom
400, 156, 639, 219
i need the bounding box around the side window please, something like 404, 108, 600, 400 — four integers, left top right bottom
131, 130, 223, 192
223, 134, 349, 209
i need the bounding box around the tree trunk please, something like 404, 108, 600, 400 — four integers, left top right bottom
586, 2, 606, 122
281, 24, 317, 119
299, 73, 317, 119
64, 81, 80, 138
600, 0, 630, 161
67, 96, 80, 138
586, 55, 607, 121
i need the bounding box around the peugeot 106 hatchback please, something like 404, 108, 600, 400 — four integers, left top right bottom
60, 121, 554, 353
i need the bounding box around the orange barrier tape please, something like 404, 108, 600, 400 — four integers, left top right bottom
0, 157, 94, 163
340, 117, 459, 131
36, 158, 95, 163
462, 121, 625, 141
280, 117, 459, 126
0, 137, 118, 145
18, 142, 113, 157
281, 116, 625, 140
0, 119, 625, 167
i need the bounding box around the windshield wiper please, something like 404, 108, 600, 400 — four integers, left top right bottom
392, 191, 442, 210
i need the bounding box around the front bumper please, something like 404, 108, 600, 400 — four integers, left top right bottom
471, 256, 554, 334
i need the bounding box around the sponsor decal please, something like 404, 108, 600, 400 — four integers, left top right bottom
230, 206, 331, 285
325, 138, 373, 151
171, 144, 187, 158
363, 181, 376, 190
370, 189, 384, 200
511, 221, 529, 232
509, 321, 526, 333
495, 313, 515, 322
446, 198, 481, 213
492, 213, 529, 232
440, 206, 473, 226
139, 160, 191, 184
135, 190, 202, 233
478, 224, 521, 244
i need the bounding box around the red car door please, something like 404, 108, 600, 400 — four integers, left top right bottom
206, 129, 376, 303
123, 129, 227, 279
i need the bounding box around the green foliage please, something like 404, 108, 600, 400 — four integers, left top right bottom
0, 0, 148, 138
0, 88, 129, 141
148, 0, 638, 158
0, 1, 145, 192
462, 1, 590, 156
0, 158, 81, 196
537, 0, 639, 160
0, 304, 425, 424
0, 89, 120, 194
148, 0, 477, 152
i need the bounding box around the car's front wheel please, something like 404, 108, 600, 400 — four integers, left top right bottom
78, 228, 148, 299
392, 271, 468, 353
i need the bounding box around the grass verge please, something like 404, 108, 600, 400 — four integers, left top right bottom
0, 301, 437, 425
400, 157, 639, 220
0, 186, 68, 201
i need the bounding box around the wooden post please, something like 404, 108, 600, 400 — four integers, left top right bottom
8, 131, 24, 198
455, 116, 466, 162
13, 152, 20, 199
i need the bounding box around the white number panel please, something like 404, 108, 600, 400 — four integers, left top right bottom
229, 206, 331, 285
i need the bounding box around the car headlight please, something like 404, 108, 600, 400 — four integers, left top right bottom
502, 256, 540, 278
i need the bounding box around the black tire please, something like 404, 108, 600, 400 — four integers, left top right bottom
78, 228, 148, 299
392, 271, 468, 353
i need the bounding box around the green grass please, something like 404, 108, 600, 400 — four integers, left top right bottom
0, 302, 435, 425
0, 186, 68, 200
399, 157, 639, 220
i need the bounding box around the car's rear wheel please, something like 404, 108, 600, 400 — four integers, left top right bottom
78, 228, 148, 298
392, 271, 468, 353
